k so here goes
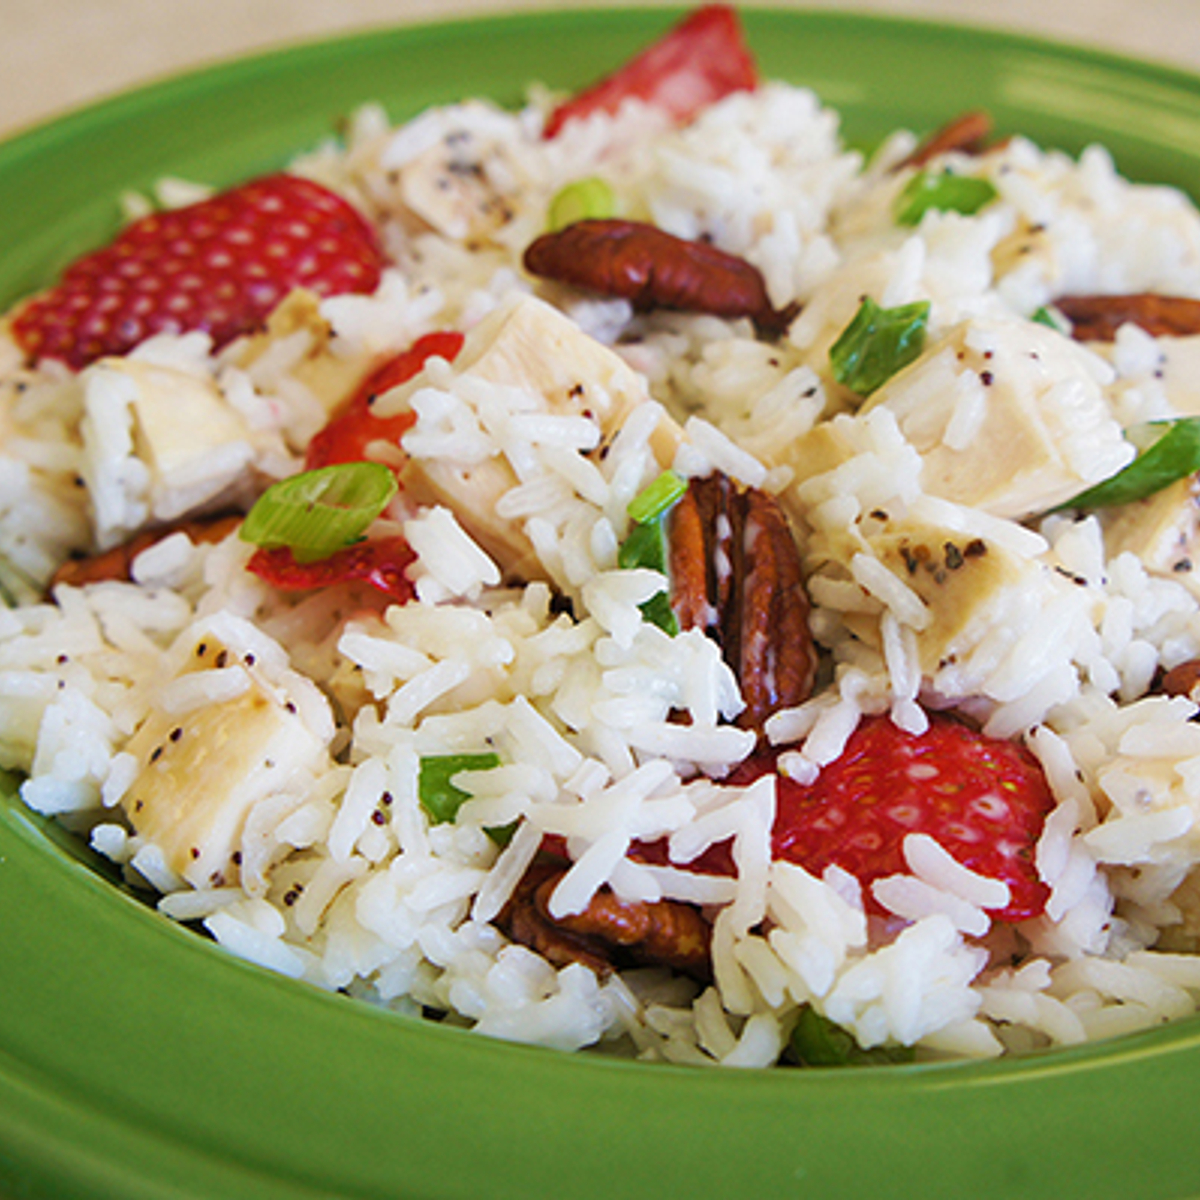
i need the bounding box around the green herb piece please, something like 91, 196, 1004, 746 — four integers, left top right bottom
894, 169, 998, 226
637, 590, 679, 636
618, 515, 668, 574
547, 176, 617, 231
617, 502, 680, 635
0, 553, 43, 608
1058, 417, 1200, 510
789, 1005, 915, 1068
240, 462, 397, 563
1030, 305, 1066, 332
485, 821, 518, 848
628, 470, 687, 524
418, 752, 503, 830
829, 296, 931, 397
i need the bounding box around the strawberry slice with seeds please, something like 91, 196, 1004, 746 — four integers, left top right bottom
246, 536, 416, 604
543, 4, 758, 139
12, 173, 384, 370
304, 330, 465, 470
729, 712, 1056, 922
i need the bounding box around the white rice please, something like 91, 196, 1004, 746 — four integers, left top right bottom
7, 45, 1200, 1070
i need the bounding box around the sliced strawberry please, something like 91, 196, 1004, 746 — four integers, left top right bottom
543, 4, 758, 139
730, 713, 1055, 922
246, 536, 416, 603
305, 330, 465, 470
547, 713, 1053, 925
12, 173, 384, 370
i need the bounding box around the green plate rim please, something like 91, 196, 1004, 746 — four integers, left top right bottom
3, 8, 1200, 1199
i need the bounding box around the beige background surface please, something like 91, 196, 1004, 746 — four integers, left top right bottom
0, 0, 1199, 140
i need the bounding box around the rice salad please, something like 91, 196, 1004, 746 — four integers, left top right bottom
6, 5, 1200, 1068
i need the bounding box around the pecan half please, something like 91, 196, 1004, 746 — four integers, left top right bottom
522, 219, 797, 336
1160, 659, 1200, 703
897, 110, 994, 170
667, 473, 817, 731
499, 861, 712, 978
50, 513, 242, 590
1053, 293, 1200, 342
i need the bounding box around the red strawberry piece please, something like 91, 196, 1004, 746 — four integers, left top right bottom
730, 713, 1055, 923
543, 4, 758, 139
12, 173, 384, 371
246, 536, 416, 604
304, 330, 464, 470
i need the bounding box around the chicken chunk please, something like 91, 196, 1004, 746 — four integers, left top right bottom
387, 294, 682, 579
851, 516, 1040, 679
81, 356, 256, 548
1102, 473, 1200, 598
808, 507, 1064, 700
230, 287, 375, 419
122, 633, 333, 889
861, 318, 1133, 520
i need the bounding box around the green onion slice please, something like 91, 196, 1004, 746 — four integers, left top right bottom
894, 169, 998, 226
240, 462, 397, 562
1030, 305, 1067, 332
789, 1005, 915, 1068
637, 591, 679, 636
547, 176, 617, 231
0, 552, 43, 608
617, 490, 681, 636
628, 470, 687, 524
418, 752, 502, 825
830, 297, 931, 397
1058, 417, 1200, 510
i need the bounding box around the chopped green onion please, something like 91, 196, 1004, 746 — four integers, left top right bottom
617, 502, 679, 636
1031, 305, 1067, 333
829, 297, 931, 397
637, 591, 679, 636
547, 176, 617, 231
1057, 417, 1200, 510
418, 752, 503, 826
894, 169, 998, 226
240, 462, 397, 563
789, 1005, 915, 1068
618, 516, 667, 574
628, 470, 687, 524
0, 552, 43, 608
485, 821, 518, 848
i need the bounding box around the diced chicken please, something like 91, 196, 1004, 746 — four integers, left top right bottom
827, 513, 1047, 684
1102, 474, 1200, 598
230, 287, 374, 419
765, 417, 859, 496
387, 294, 683, 579
122, 633, 332, 889
398, 144, 513, 243
1146, 335, 1200, 416
81, 356, 257, 548
381, 116, 518, 243
861, 318, 1133, 520
1087, 330, 1200, 419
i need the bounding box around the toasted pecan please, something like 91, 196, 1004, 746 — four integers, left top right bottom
1053, 293, 1200, 342
668, 473, 817, 731
50, 513, 242, 590
522, 219, 797, 337
499, 861, 712, 979
538, 875, 712, 976
898, 110, 995, 170
1161, 659, 1200, 703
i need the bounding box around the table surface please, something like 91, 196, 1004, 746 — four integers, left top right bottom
1, 0, 1199, 142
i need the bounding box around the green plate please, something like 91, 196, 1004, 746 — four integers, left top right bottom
4, 9, 1200, 1199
